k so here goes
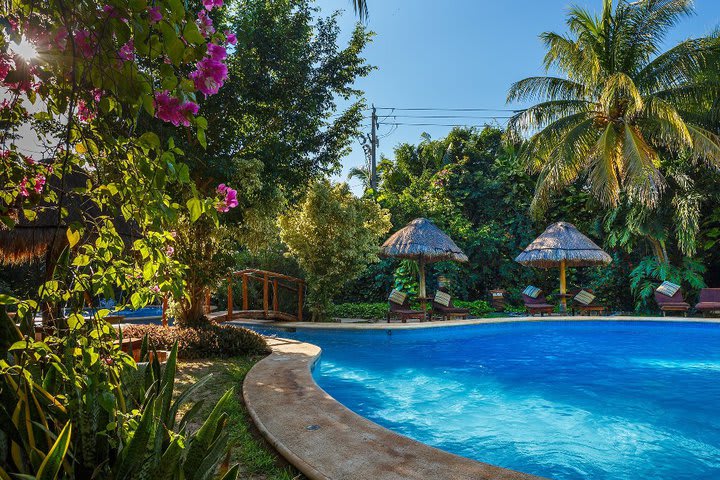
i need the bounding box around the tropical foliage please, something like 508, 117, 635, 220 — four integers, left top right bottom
279, 180, 391, 321
507, 0, 720, 264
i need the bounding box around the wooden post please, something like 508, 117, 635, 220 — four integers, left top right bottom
162, 294, 168, 327
227, 276, 233, 321
263, 273, 269, 318
297, 282, 304, 322
242, 274, 249, 310
272, 278, 279, 313
418, 256, 426, 299
559, 258, 567, 313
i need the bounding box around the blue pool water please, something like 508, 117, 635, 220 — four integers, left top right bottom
248, 321, 720, 479
115, 306, 163, 319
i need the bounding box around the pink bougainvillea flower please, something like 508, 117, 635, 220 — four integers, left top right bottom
0, 54, 12, 82
91, 88, 103, 102
189, 57, 227, 96
23, 155, 35, 165
153, 90, 199, 127
7, 17, 18, 32
77, 99, 94, 122
148, 6, 163, 23
207, 43, 226, 61
34, 174, 45, 194
165, 245, 175, 256
216, 184, 238, 212
18, 177, 29, 197
102, 5, 119, 17
53, 27, 68, 51
0, 99, 10, 110
75, 30, 95, 58
118, 40, 134, 61
151, 285, 161, 293
224, 30, 237, 46
197, 10, 215, 37
202, 0, 223, 10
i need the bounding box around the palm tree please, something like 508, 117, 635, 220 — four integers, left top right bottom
348, 164, 373, 191
351, 0, 368, 20
507, 0, 720, 217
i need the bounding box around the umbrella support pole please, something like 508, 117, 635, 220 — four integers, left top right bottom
559, 259, 567, 313
418, 257, 426, 299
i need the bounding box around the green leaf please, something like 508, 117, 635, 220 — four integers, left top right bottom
197, 128, 207, 149
66, 228, 81, 248
0, 294, 20, 305
187, 198, 203, 222
36, 421, 71, 480
182, 21, 205, 44
139, 132, 161, 150
219, 464, 240, 480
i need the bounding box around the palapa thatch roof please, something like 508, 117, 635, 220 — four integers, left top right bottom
0, 168, 138, 265
380, 217, 468, 263
515, 221, 612, 268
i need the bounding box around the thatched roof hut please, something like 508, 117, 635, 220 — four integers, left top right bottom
380, 218, 467, 299
380, 218, 468, 263
515, 222, 612, 268
515, 221, 611, 312
0, 168, 137, 266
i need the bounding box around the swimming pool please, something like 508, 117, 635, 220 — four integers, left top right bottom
247, 321, 720, 480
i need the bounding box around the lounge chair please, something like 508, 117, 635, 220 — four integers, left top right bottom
387, 289, 425, 323
571, 289, 606, 316
430, 290, 470, 321
654, 281, 690, 316
695, 288, 720, 316
522, 286, 554, 316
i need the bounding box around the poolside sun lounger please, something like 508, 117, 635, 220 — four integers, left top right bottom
522, 286, 554, 316
654, 281, 690, 316
571, 289, 606, 316
387, 289, 426, 323
430, 291, 470, 321
695, 288, 720, 316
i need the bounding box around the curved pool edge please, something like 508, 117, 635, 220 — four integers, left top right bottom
232, 314, 720, 331
243, 337, 545, 480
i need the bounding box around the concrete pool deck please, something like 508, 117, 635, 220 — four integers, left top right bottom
240, 315, 720, 480
229, 313, 719, 331
243, 336, 545, 480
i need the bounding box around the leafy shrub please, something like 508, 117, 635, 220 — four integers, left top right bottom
330, 302, 389, 320
452, 300, 495, 316
630, 256, 706, 311
122, 324, 270, 359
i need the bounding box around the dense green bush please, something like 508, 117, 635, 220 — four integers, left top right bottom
452, 300, 495, 316
330, 302, 389, 320
122, 324, 270, 359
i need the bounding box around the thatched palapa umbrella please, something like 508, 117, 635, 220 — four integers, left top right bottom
380, 218, 468, 300
515, 221, 612, 312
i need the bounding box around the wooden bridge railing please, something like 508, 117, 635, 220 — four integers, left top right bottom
225, 269, 304, 322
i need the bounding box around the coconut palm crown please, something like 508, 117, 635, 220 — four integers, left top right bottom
507, 0, 720, 214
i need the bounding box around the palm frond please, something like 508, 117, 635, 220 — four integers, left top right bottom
529, 119, 599, 214
686, 124, 720, 166
600, 72, 644, 117
587, 123, 622, 206
637, 96, 692, 151
622, 124, 665, 207
507, 76, 587, 104
506, 100, 595, 138
350, 0, 368, 20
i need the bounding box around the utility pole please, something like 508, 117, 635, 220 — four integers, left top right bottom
370, 104, 378, 190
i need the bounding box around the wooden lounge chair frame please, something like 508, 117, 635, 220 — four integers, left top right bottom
570, 289, 606, 316
695, 288, 720, 317
430, 295, 470, 321
522, 291, 554, 316
387, 296, 426, 323
654, 289, 690, 316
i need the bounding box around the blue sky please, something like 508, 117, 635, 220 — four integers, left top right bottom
314, 0, 720, 193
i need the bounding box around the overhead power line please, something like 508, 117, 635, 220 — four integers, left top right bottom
374, 107, 522, 113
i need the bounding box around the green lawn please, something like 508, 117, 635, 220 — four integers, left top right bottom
176, 357, 303, 480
